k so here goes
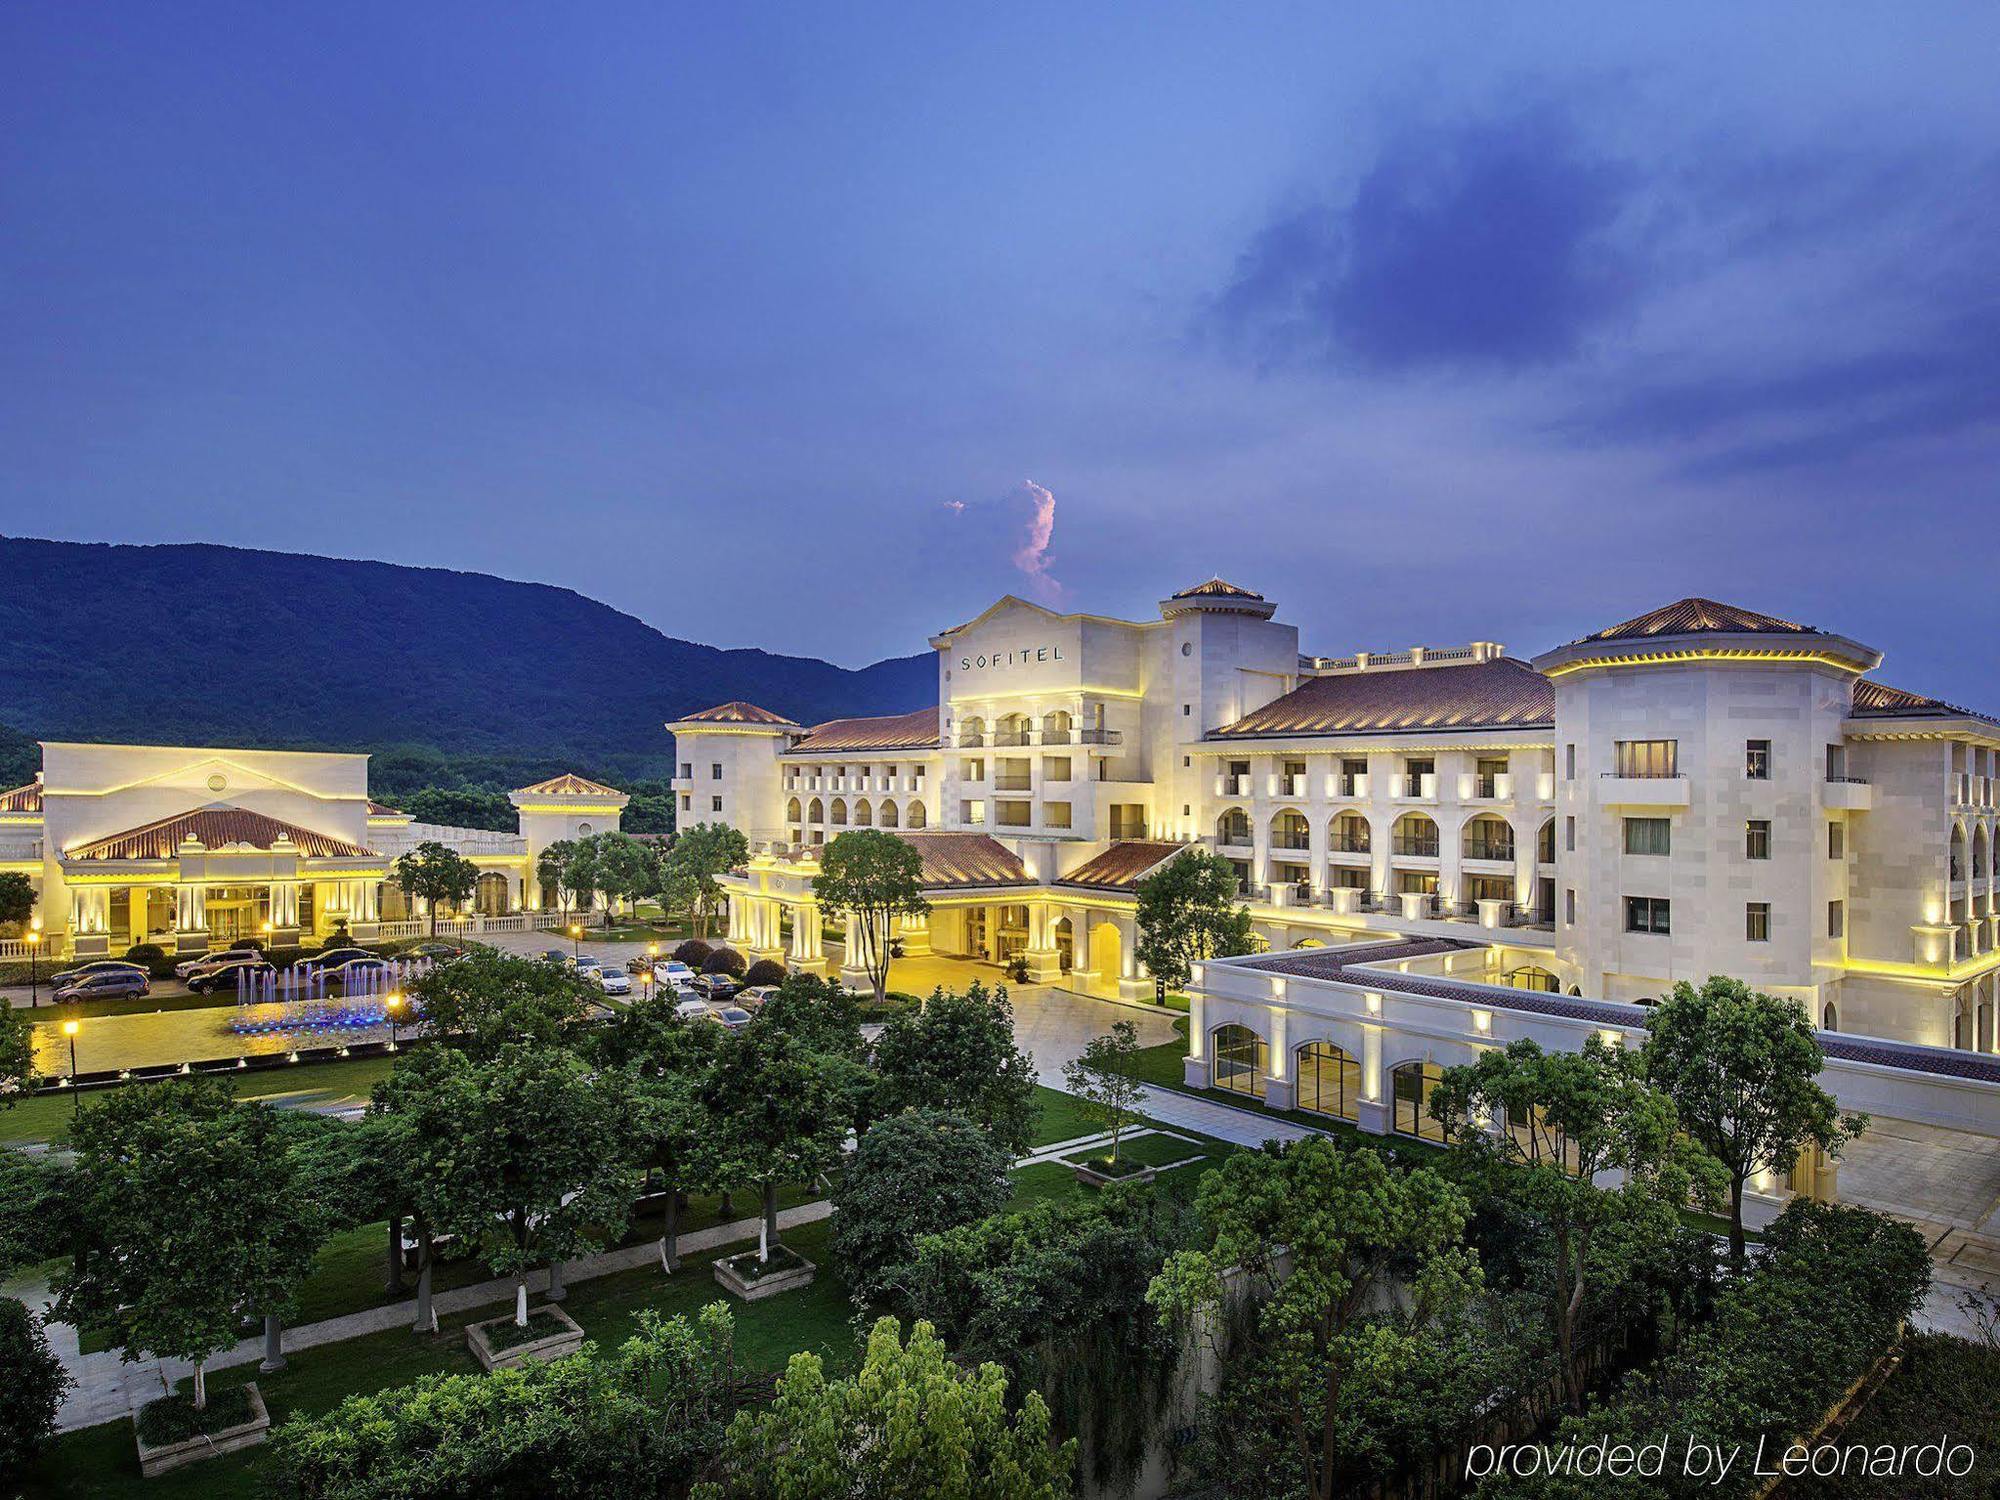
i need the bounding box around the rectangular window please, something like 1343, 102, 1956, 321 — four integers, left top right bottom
1623, 817, 1671, 856
1614, 740, 1678, 778
711, 763, 722, 779
1745, 820, 1771, 860
1341, 757, 1367, 797
1746, 739, 1771, 779
680, 794, 691, 812
1042, 756, 1072, 783
1565, 815, 1576, 852
1828, 899, 1845, 939
962, 800, 986, 826
1182, 703, 1191, 716
1565, 744, 1576, 781
1829, 822, 1845, 859
1746, 902, 1770, 942
1624, 896, 1671, 934
679, 761, 692, 778
1042, 801, 1072, 830
710, 796, 723, 813
1565, 888, 1576, 925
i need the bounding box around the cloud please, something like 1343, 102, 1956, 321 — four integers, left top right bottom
1210, 103, 1642, 372
1011, 480, 1060, 600
934, 480, 1065, 604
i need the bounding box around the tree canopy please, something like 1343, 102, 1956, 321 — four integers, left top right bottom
404, 947, 596, 1058
1132, 848, 1257, 993
873, 981, 1038, 1156
662, 823, 749, 939
391, 840, 482, 935
811, 829, 928, 1002
830, 1109, 1012, 1307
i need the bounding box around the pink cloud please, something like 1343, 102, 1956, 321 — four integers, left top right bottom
1011, 480, 1061, 600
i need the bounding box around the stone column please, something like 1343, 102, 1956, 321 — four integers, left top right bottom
174, 882, 209, 954
1368, 813, 1393, 907
839, 912, 872, 988
788, 902, 823, 968
1182, 991, 1211, 1088
1022, 901, 1062, 983
897, 910, 932, 957
1355, 1027, 1389, 1135
1262, 1005, 1294, 1111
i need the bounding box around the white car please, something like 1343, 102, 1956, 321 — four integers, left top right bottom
714, 1006, 753, 1031
573, 955, 604, 974
673, 997, 711, 1022
591, 966, 632, 996
653, 959, 695, 984
176, 947, 259, 980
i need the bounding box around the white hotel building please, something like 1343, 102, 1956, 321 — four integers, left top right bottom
674, 582, 2000, 1188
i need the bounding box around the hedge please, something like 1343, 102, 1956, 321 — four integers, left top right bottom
1478, 1201, 1931, 1498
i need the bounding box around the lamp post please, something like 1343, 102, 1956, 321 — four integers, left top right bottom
62, 1019, 80, 1114
647, 941, 660, 1001
385, 991, 403, 1050
26, 926, 41, 1009
569, 923, 582, 961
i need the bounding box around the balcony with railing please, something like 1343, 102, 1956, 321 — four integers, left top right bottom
1463, 773, 1513, 801
1076, 728, 1122, 745
1392, 773, 1438, 802
1330, 771, 1369, 799
1824, 774, 1873, 811
993, 774, 1032, 792
1462, 835, 1517, 863
957, 732, 986, 747
1392, 834, 1440, 858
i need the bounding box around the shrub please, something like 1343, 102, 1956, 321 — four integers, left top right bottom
0, 1298, 72, 1479
832, 1110, 1011, 1306
674, 938, 713, 970
703, 946, 747, 978
742, 958, 788, 988
123, 942, 167, 965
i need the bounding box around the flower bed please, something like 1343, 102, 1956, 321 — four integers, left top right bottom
133, 1383, 270, 1478
464, 1304, 586, 1371
714, 1244, 817, 1301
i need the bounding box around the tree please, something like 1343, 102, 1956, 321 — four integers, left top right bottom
589, 831, 658, 928
1429, 1034, 1715, 1408
535, 837, 598, 921
405, 947, 595, 1059
831, 1110, 1011, 1306
56, 1079, 328, 1409
663, 823, 749, 939
392, 840, 482, 936
620, 779, 679, 836
753, 972, 867, 1059
697, 1316, 1075, 1500
742, 958, 787, 987
1642, 975, 1866, 1265
271, 1305, 741, 1498
1062, 1021, 1148, 1168
0, 1153, 73, 1277
401, 786, 515, 832
0, 871, 33, 930
703, 945, 748, 978
1132, 848, 1257, 994
372, 1044, 635, 1327
604, 1005, 727, 1273
0, 1005, 36, 1108
811, 828, 927, 1003
702, 1028, 848, 1257
1147, 1138, 1479, 1500
0, 1299, 70, 1482
873, 981, 1038, 1156
674, 938, 714, 970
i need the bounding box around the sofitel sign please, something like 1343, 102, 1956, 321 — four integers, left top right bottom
960, 646, 1063, 670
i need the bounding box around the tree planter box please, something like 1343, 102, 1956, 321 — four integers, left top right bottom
134, 1383, 271, 1478
464, 1304, 585, 1372
713, 1247, 817, 1301
1070, 1159, 1158, 1190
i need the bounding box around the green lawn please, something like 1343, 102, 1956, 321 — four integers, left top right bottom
1, 1054, 397, 1147
18, 1218, 855, 1500
1027, 1085, 1103, 1147
1061, 1130, 1212, 1170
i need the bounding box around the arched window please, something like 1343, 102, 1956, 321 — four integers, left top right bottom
959, 716, 986, 747
1392, 813, 1438, 858
1217, 808, 1252, 846
1537, 818, 1557, 865
1504, 1103, 1582, 1174
1211, 1024, 1268, 1095
807, 798, 825, 823
1505, 965, 1560, 993
1820, 1002, 1838, 1032
1462, 815, 1515, 863
1391, 1061, 1446, 1142
786, 797, 802, 823
829, 798, 848, 826
1974, 825, 1991, 879
1951, 825, 1968, 881
1330, 812, 1371, 854
854, 799, 872, 826
1271, 810, 1310, 851
996, 713, 1031, 747
1042, 709, 1073, 745
879, 800, 900, 828
1296, 1042, 1359, 1122
906, 801, 928, 829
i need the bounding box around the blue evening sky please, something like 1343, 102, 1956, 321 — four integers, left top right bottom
3, 4, 1996, 701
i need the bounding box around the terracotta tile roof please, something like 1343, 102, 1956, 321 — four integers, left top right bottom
366, 800, 409, 818
0, 780, 43, 816
66, 804, 374, 861
1212, 658, 1553, 739
894, 831, 1032, 889
1057, 840, 1187, 892
1580, 597, 1819, 643
1172, 577, 1264, 601
789, 706, 940, 754
513, 772, 625, 798
675, 701, 799, 727
1851, 679, 1994, 722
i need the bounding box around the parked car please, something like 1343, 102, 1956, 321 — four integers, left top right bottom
321, 956, 394, 989
174, 946, 260, 980
696, 974, 741, 1000
653, 959, 696, 984
714, 1006, 753, 1031
538, 948, 570, 965
50, 959, 150, 989
54, 969, 151, 1002
592, 967, 632, 996
573, 955, 604, 974
406, 941, 466, 963
186, 952, 276, 994
737, 985, 780, 1011
673, 997, 711, 1022
300, 946, 377, 971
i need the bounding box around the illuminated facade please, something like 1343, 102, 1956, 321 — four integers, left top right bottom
673, 585, 2000, 1059
0, 745, 623, 957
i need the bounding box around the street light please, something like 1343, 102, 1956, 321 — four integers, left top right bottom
62, 1019, 80, 1114
569, 923, 582, 961
646, 941, 660, 1000
385, 991, 403, 1050
25, 926, 40, 1009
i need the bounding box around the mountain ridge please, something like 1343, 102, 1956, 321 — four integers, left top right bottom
0, 535, 933, 777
